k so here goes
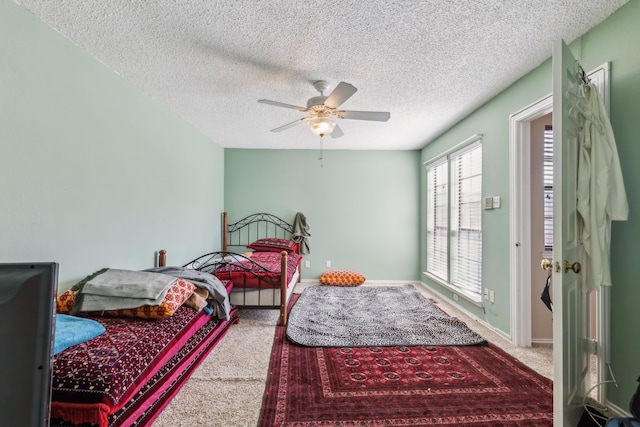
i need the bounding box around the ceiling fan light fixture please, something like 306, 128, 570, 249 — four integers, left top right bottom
259, 80, 389, 139
308, 116, 336, 137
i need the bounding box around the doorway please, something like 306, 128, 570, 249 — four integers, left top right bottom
509, 61, 610, 406
530, 113, 553, 344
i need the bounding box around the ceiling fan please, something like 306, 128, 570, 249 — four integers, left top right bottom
258, 80, 390, 138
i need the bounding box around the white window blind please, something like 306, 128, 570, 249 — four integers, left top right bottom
426, 138, 483, 302
426, 159, 449, 281
543, 125, 553, 250
450, 143, 482, 297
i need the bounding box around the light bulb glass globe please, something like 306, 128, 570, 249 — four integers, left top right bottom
308, 116, 336, 136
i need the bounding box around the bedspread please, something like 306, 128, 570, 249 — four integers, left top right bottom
214, 252, 302, 288
50, 307, 215, 426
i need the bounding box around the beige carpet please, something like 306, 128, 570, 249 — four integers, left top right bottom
152, 282, 553, 427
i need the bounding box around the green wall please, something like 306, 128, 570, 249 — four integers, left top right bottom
225, 149, 421, 281
586, 0, 640, 409
420, 64, 551, 332
0, 0, 225, 289
420, 0, 640, 411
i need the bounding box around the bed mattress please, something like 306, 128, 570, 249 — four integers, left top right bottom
50, 283, 237, 427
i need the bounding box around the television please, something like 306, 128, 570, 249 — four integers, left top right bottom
0, 262, 58, 427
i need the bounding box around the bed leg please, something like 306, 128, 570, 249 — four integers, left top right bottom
222, 212, 229, 252
280, 250, 288, 326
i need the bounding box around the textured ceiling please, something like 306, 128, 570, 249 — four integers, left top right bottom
16, 0, 627, 150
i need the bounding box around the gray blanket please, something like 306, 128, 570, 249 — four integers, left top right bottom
146, 266, 232, 321
291, 212, 310, 254
71, 269, 177, 313
286, 285, 486, 347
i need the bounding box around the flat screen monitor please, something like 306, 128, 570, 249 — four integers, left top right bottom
0, 262, 58, 427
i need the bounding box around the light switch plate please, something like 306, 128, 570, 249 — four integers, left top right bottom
492, 196, 501, 208
483, 197, 493, 210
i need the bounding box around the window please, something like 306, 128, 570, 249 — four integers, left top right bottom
543, 125, 553, 250
426, 159, 448, 281
426, 139, 482, 302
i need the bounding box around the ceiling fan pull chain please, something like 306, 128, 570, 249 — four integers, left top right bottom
318, 136, 324, 168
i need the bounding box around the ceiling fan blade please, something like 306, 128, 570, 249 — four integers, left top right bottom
338, 110, 390, 122
330, 124, 344, 139
258, 99, 306, 111
270, 118, 307, 132
324, 82, 357, 109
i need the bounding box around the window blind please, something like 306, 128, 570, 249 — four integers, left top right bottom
543, 125, 553, 250
450, 143, 482, 297
426, 159, 449, 281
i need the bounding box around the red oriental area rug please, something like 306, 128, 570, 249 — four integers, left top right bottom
259, 304, 553, 426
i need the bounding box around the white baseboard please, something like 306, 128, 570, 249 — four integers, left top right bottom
604, 399, 629, 418
362, 280, 423, 286
532, 338, 553, 345
299, 279, 421, 285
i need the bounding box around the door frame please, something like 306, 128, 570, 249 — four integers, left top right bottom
509, 94, 553, 348
509, 62, 610, 402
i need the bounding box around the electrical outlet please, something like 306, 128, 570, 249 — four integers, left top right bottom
305, 260, 310, 268
489, 290, 495, 303
453, 293, 459, 301
325, 260, 331, 268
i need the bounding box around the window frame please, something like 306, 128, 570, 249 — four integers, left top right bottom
425, 135, 483, 304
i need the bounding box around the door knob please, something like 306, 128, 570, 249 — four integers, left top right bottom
541, 258, 553, 271
563, 260, 581, 274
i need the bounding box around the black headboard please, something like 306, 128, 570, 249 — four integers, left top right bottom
222, 212, 293, 252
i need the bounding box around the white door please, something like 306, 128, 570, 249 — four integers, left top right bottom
552, 39, 588, 426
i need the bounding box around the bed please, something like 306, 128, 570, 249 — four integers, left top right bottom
165, 212, 306, 326
49, 265, 238, 427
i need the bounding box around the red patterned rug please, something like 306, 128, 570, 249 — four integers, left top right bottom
259, 297, 553, 426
